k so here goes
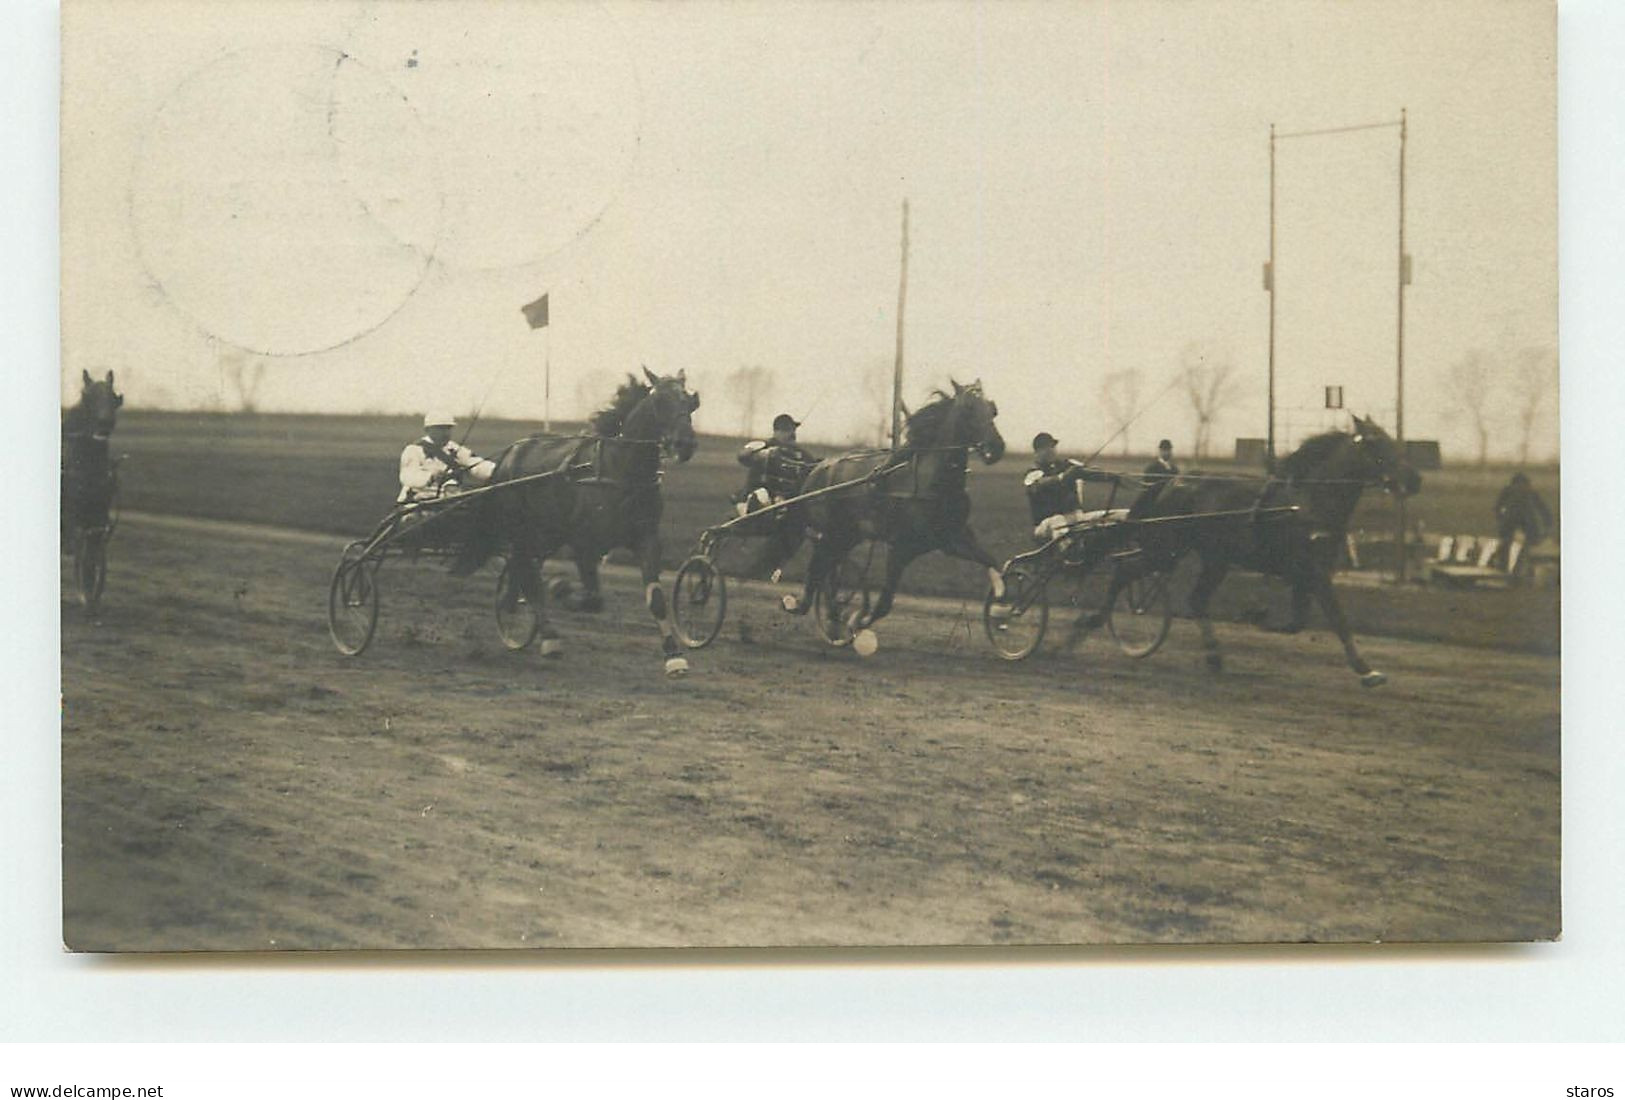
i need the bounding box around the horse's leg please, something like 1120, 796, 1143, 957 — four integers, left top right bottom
863, 541, 920, 627
1263, 577, 1312, 634
787, 538, 832, 616
1309, 572, 1385, 687
1189, 553, 1230, 672
937, 526, 1009, 620
568, 547, 606, 613
515, 553, 563, 659
636, 533, 688, 678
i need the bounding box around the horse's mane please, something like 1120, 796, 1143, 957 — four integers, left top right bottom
901, 390, 956, 450
1277, 430, 1349, 479
588, 375, 651, 437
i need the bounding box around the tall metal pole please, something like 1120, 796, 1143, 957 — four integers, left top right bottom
890, 199, 910, 450
543, 326, 552, 434
1267, 123, 1277, 473
1395, 107, 1408, 581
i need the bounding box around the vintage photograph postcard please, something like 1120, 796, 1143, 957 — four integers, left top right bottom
60, 0, 1558, 950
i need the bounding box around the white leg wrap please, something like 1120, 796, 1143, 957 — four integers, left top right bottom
987, 567, 1006, 600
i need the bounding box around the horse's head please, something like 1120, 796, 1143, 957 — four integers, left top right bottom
1347, 414, 1421, 497
639, 366, 700, 463
947, 377, 1005, 464
78, 369, 124, 440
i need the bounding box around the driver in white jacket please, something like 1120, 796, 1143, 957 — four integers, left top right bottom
398, 411, 496, 503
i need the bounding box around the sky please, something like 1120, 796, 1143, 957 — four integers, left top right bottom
61, 0, 1557, 460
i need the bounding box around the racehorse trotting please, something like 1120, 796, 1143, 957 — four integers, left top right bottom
1117, 414, 1421, 686
788, 379, 1006, 646
62, 370, 124, 610
454, 368, 701, 677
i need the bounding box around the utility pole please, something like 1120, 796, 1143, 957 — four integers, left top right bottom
890, 199, 910, 450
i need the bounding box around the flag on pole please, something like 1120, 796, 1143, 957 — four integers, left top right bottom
521, 292, 549, 329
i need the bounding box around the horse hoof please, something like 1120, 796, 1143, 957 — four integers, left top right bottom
547, 577, 574, 601
1360, 670, 1388, 688
987, 602, 1012, 623
539, 638, 564, 659
664, 656, 690, 678
1205, 653, 1224, 672
852, 629, 879, 658
780, 594, 800, 613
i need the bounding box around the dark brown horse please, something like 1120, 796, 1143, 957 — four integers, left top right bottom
1116, 414, 1421, 686
454, 368, 700, 676
789, 380, 1006, 638
61, 369, 123, 544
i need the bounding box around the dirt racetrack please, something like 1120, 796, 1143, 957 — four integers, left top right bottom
61, 514, 1559, 950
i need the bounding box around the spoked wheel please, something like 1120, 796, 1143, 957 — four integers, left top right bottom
328, 542, 380, 656
812, 553, 874, 647
74, 528, 108, 611
1108, 568, 1173, 659
494, 560, 541, 651
672, 554, 726, 649
983, 565, 1048, 661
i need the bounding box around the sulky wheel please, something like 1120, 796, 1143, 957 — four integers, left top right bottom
74, 528, 108, 611
811, 553, 874, 647
1108, 568, 1173, 659
327, 542, 380, 656
671, 554, 726, 649
494, 560, 541, 651
983, 565, 1047, 661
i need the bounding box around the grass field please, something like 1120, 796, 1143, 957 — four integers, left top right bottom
102, 409, 1561, 653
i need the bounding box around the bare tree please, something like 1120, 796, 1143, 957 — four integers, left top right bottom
1098, 367, 1144, 457
222, 350, 266, 414
1448, 349, 1496, 466
1177, 344, 1239, 458
728, 364, 775, 436
1511, 345, 1557, 464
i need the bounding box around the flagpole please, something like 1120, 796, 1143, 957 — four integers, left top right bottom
544, 325, 552, 434
890, 198, 910, 450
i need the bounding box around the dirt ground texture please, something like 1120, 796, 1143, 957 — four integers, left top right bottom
60, 516, 1559, 950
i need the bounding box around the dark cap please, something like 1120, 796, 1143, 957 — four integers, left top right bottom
1032, 432, 1058, 451
1158, 438, 1173, 450
772, 413, 800, 432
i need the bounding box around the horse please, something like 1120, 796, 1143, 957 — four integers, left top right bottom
61, 369, 123, 545
454, 367, 700, 677
787, 379, 1006, 638
1109, 414, 1421, 687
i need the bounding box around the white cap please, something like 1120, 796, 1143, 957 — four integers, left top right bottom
424, 410, 457, 428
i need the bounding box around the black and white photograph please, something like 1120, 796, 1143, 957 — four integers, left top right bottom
58, 0, 1560, 952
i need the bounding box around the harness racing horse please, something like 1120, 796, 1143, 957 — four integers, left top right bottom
1117, 414, 1421, 686
454, 368, 701, 677
788, 379, 1006, 641
62, 371, 123, 607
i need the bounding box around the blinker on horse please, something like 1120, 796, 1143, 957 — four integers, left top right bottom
454, 367, 701, 677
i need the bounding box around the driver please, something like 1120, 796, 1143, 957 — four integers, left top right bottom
1024, 431, 1121, 541
399, 411, 496, 503
735, 413, 818, 517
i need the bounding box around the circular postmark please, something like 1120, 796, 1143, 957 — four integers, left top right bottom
129, 43, 443, 357
339, 2, 642, 273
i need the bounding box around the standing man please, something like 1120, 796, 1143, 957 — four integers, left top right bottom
1492, 471, 1554, 571
399, 411, 496, 503
1024, 431, 1120, 541
736, 413, 818, 516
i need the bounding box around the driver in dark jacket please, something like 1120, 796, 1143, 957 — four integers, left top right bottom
736, 413, 818, 516
1025, 431, 1121, 541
